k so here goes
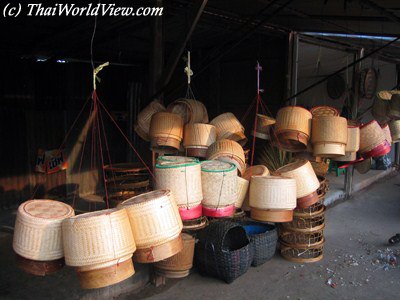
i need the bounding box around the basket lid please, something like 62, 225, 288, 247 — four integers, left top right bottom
156, 156, 199, 168
310, 106, 339, 117
22, 200, 74, 220
201, 160, 236, 172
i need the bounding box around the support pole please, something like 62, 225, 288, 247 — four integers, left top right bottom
291, 32, 299, 105
396, 64, 400, 166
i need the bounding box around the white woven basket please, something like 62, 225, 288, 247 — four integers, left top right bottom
235, 176, 249, 208
155, 156, 203, 209
134, 100, 166, 141
62, 208, 136, 267
121, 190, 183, 249
13, 199, 75, 261
201, 160, 238, 208
249, 176, 297, 210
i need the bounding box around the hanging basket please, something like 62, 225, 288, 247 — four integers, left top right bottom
134, 100, 166, 141
311, 116, 348, 157
183, 123, 217, 157
167, 98, 209, 124
253, 114, 275, 140
235, 176, 249, 208
149, 112, 184, 154
388, 94, 400, 119
249, 176, 297, 210
195, 221, 253, 283
210, 113, 247, 146
207, 139, 246, 175
389, 120, 400, 143
275, 106, 312, 152
310, 106, 339, 117
359, 120, 390, 158
381, 123, 392, 144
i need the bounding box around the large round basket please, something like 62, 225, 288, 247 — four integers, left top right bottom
13, 200, 75, 262
310, 106, 339, 117
183, 123, 216, 157
155, 156, 202, 218
235, 176, 249, 208
120, 190, 183, 263
381, 123, 392, 144
207, 139, 246, 175
275, 106, 312, 152
62, 208, 136, 289
249, 176, 296, 210
389, 120, 400, 143
201, 160, 238, 208
254, 114, 275, 140
359, 120, 390, 158
311, 116, 348, 157
275, 160, 320, 199
280, 239, 324, 263
210, 112, 247, 146
134, 100, 166, 141
154, 233, 195, 278
388, 94, 400, 119
167, 98, 208, 123
149, 112, 184, 154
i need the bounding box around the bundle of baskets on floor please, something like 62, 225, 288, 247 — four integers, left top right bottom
195, 221, 253, 283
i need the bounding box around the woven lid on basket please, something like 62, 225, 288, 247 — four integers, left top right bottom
156, 156, 199, 168
310, 106, 339, 117
242, 165, 270, 181
200, 160, 236, 172
22, 199, 74, 220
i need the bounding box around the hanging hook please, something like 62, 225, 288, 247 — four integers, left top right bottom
255, 61, 264, 95
184, 51, 193, 85
93, 62, 110, 91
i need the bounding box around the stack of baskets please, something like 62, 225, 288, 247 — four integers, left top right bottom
13, 200, 75, 276
104, 163, 151, 208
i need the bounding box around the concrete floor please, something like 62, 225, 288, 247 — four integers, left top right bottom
0, 173, 399, 299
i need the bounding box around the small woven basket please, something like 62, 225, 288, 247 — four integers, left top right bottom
155, 156, 203, 209
359, 120, 386, 154
149, 112, 184, 153
207, 139, 246, 175
235, 176, 249, 208
249, 176, 297, 210
195, 221, 253, 283
183, 123, 217, 157
210, 113, 247, 146
275, 160, 320, 199
13, 200, 75, 261
381, 123, 392, 144
201, 160, 238, 208
311, 116, 348, 157
310, 106, 339, 117
62, 208, 136, 268
134, 100, 166, 141
389, 120, 400, 143
120, 190, 183, 249
238, 221, 278, 267
154, 233, 195, 278
167, 98, 209, 124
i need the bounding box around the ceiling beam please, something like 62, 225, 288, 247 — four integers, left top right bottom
361, 0, 400, 26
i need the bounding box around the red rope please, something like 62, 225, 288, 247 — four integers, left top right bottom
250, 94, 260, 168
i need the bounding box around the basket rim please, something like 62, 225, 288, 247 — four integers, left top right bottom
200, 160, 236, 173
310, 105, 339, 116
279, 105, 312, 115
20, 199, 74, 220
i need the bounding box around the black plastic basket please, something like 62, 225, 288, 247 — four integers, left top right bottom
195, 221, 253, 283
238, 221, 278, 267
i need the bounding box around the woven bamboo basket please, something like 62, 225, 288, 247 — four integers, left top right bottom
62, 208, 136, 267
280, 239, 324, 263
345, 125, 360, 152
242, 165, 270, 181
310, 106, 339, 117
183, 123, 217, 157
167, 98, 209, 124
381, 124, 392, 144
249, 176, 296, 210
275, 160, 320, 199
120, 190, 183, 263
293, 202, 325, 218
389, 120, 400, 143
155, 156, 202, 210
235, 176, 249, 208
388, 94, 400, 119
149, 112, 184, 153
359, 120, 386, 154
207, 139, 246, 175
372, 95, 391, 124
251, 208, 293, 223
279, 228, 324, 248
254, 114, 275, 140
201, 160, 238, 208
154, 233, 195, 278
134, 100, 166, 141
281, 206, 325, 233
13, 200, 75, 262
311, 116, 348, 157
210, 112, 247, 146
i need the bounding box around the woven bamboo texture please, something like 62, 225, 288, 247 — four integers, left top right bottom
133, 235, 183, 263
293, 202, 325, 218
154, 233, 195, 271
281, 206, 325, 233
280, 239, 324, 263
388, 94, 400, 119
311, 116, 347, 156
149, 112, 184, 150
275, 106, 312, 137
249, 176, 297, 210
183, 123, 216, 148
275, 160, 320, 198
255, 114, 275, 135
121, 190, 183, 249
207, 139, 246, 175
134, 100, 166, 141
201, 160, 238, 208
13, 200, 75, 261
167, 98, 209, 123
310, 106, 339, 117
279, 228, 324, 247
242, 165, 270, 181
62, 208, 135, 267
389, 120, 400, 142
235, 177, 249, 208
210, 112, 246, 144
381, 124, 392, 144
155, 157, 202, 208
359, 120, 386, 153
250, 208, 293, 223
345, 126, 360, 152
